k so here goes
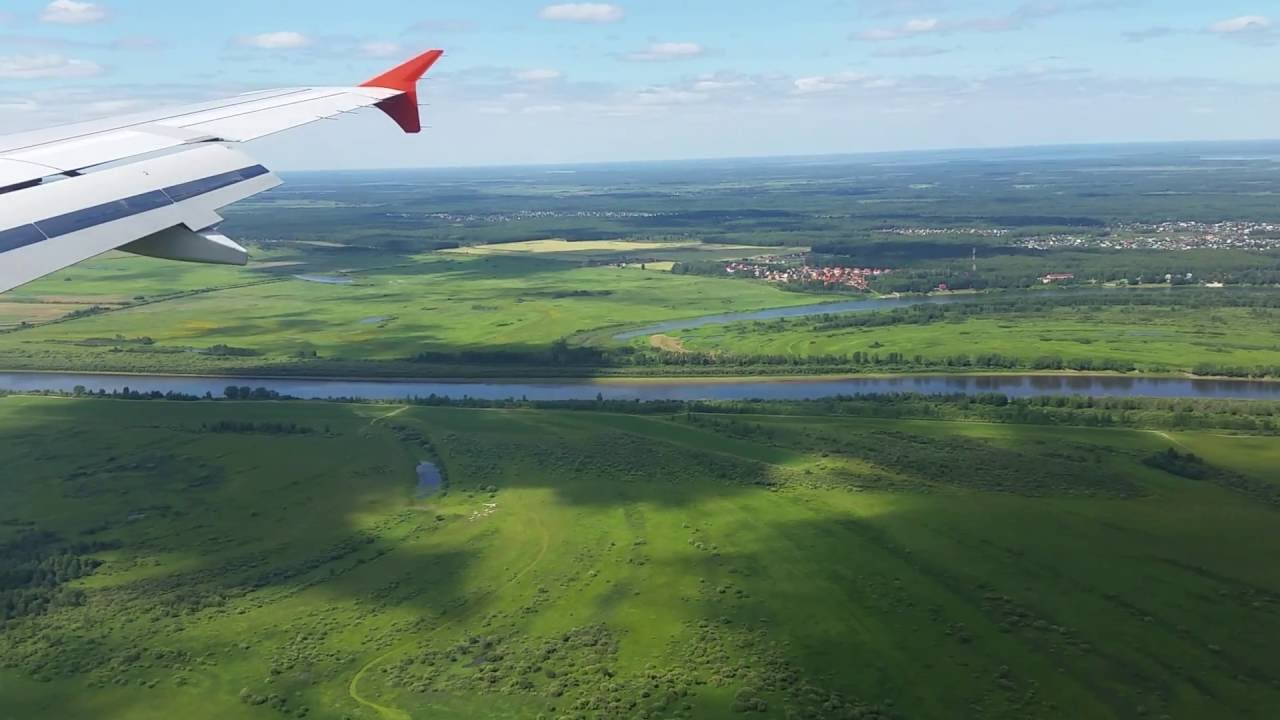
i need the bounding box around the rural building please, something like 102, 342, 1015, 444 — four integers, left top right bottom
1040, 273, 1076, 284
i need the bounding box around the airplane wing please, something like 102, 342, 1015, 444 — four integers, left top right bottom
0, 48, 443, 294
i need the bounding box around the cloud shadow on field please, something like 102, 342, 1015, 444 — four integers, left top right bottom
7, 398, 1280, 719
0, 397, 492, 716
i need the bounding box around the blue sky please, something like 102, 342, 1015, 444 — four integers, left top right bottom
1, 0, 1278, 168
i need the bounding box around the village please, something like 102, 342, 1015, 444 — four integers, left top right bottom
724, 259, 891, 290
1017, 221, 1280, 251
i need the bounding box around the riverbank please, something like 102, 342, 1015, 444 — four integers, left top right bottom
2, 366, 1278, 385
5, 370, 1280, 401
10, 286, 1277, 383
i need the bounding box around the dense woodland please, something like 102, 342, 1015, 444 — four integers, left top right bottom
0, 531, 120, 624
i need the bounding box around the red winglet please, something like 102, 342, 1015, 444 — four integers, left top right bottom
360, 48, 444, 134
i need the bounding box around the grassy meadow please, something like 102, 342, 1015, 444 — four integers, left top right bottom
0, 244, 818, 375
3, 396, 1279, 719
664, 303, 1280, 374
8, 243, 1280, 380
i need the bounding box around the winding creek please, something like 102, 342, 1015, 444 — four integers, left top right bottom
612, 294, 976, 340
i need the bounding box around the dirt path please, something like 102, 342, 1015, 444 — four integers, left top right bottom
368, 405, 410, 426
1147, 430, 1189, 450
346, 503, 551, 719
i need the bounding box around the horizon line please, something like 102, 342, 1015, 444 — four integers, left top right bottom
274, 137, 1280, 174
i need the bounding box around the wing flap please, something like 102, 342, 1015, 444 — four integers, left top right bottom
0, 159, 52, 190
121, 228, 248, 266
0, 145, 280, 293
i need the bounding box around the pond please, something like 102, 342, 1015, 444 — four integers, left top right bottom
416, 461, 443, 497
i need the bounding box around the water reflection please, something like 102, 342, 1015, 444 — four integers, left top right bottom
416, 461, 443, 497
3, 372, 1279, 401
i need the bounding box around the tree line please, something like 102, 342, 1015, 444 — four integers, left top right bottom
342, 392, 1280, 434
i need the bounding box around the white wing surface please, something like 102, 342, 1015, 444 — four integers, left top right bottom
0, 49, 443, 294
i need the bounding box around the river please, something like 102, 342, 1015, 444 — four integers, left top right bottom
613, 294, 975, 340
3, 371, 1278, 401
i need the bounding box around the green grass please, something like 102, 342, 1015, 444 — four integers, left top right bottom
9, 247, 1280, 380
670, 305, 1280, 372
0, 250, 818, 375
2, 397, 1279, 719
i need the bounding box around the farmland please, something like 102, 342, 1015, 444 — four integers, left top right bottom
3, 395, 1280, 719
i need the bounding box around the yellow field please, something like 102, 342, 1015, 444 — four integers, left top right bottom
444, 239, 698, 255
0, 302, 93, 326
625, 261, 677, 271
648, 333, 687, 352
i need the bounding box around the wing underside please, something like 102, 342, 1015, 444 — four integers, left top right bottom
0, 48, 443, 294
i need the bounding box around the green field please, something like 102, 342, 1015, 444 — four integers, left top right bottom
665, 303, 1280, 375
3, 396, 1279, 719
9, 246, 1280, 380
0, 247, 818, 376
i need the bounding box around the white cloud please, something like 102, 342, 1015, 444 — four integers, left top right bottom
516, 68, 563, 81
872, 43, 953, 57
40, 0, 107, 24
692, 74, 753, 92
625, 41, 705, 61
521, 104, 565, 114
1207, 15, 1271, 34
360, 41, 402, 58
854, 2, 1131, 41
793, 72, 874, 95
793, 76, 841, 95
238, 31, 312, 50
630, 86, 708, 105
0, 54, 103, 79
538, 3, 624, 23
1206, 15, 1275, 45
856, 17, 941, 41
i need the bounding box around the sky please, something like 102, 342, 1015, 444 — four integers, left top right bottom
1, 0, 1278, 169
